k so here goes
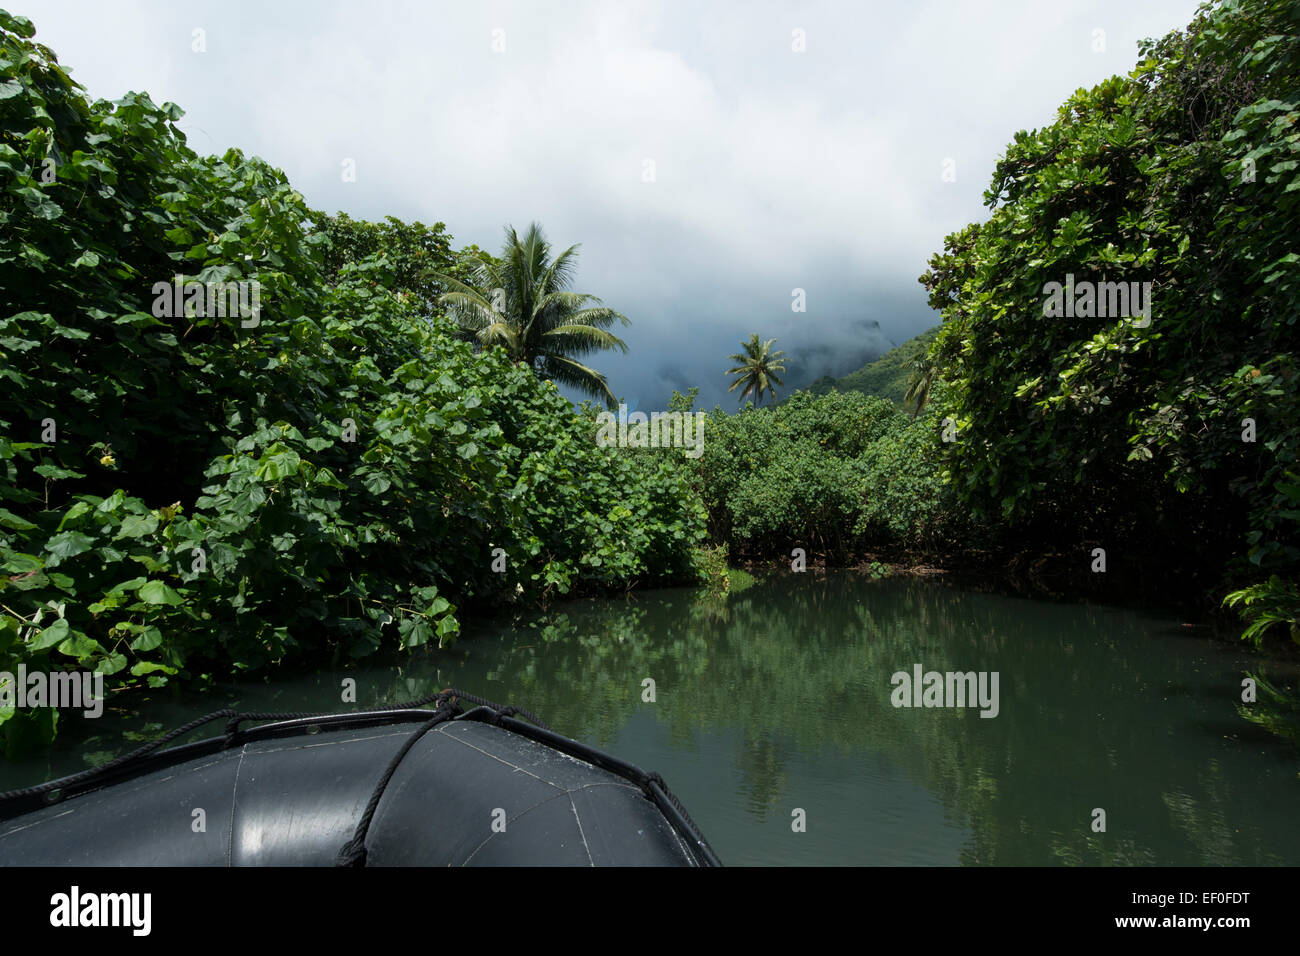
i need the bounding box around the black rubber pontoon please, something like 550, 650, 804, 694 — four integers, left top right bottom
0, 691, 720, 867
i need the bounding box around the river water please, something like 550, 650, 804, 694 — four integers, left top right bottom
5, 571, 1298, 865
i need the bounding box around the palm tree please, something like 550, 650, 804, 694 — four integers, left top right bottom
427, 223, 630, 408
726, 334, 786, 406
903, 356, 939, 419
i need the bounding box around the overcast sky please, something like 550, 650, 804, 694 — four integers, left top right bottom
27, 0, 1206, 409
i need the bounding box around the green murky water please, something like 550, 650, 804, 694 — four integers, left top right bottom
5, 571, 1298, 865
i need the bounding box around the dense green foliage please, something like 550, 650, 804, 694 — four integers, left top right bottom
686, 389, 964, 559
313, 211, 497, 310
805, 328, 939, 407
919, 0, 1300, 644
0, 12, 703, 752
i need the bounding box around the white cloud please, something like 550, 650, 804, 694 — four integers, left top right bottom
27, 0, 1207, 406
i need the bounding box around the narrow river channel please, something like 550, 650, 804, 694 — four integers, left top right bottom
5, 571, 1298, 865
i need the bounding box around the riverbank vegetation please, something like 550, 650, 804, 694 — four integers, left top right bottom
682, 387, 969, 561
0, 10, 702, 752
918, 0, 1299, 650
2, 0, 1298, 751
702, 0, 1300, 657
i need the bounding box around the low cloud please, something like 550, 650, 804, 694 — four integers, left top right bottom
30, 0, 1206, 409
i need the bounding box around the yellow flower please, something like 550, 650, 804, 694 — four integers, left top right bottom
99, 454, 115, 467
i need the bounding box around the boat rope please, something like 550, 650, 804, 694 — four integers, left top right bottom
640, 770, 714, 859
335, 705, 454, 866
335, 688, 563, 866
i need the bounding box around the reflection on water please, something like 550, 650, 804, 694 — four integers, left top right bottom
5, 572, 1298, 865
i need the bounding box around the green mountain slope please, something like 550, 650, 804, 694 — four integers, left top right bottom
803, 326, 939, 405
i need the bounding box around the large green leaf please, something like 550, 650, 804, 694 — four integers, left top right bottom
136, 580, 183, 606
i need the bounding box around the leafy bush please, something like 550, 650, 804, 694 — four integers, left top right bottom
854, 399, 968, 551
312, 211, 495, 312
0, 11, 705, 752
693, 543, 731, 592
918, 0, 1300, 643
689, 389, 962, 557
